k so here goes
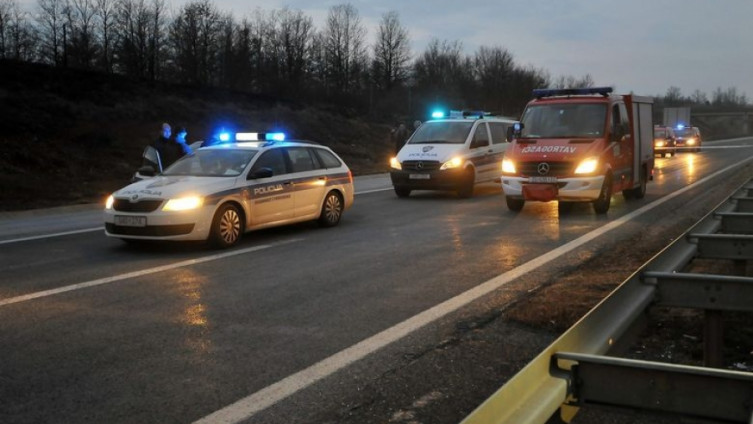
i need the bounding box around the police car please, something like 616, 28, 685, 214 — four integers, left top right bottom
104, 132, 354, 248
389, 110, 516, 198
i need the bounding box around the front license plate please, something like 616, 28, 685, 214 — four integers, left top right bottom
115, 215, 147, 227
529, 176, 558, 183
409, 174, 430, 180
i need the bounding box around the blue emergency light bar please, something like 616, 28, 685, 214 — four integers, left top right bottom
533, 86, 613, 99
676, 123, 686, 130
431, 110, 445, 119
231, 132, 286, 142
431, 109, 491, 119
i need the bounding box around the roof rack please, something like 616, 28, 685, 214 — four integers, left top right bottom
532, 86, 613, 99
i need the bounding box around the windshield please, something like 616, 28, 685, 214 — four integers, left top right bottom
675, 128, 693, 137
520, 103, 607, 138
163, 149, 258, 177
407, 121, 473, 144
654, 129, 667, 138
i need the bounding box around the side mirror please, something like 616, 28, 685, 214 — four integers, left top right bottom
248, 167, 274, 179
138, 165, 156, 177
509, 122, 523, 141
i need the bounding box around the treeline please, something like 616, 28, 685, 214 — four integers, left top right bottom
656, 86, 749, 109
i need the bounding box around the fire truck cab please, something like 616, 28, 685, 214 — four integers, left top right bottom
501, 87, 654, 214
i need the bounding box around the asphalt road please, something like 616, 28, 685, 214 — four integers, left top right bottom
2, 140, 753, 424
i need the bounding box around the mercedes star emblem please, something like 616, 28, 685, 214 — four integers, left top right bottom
537, 162, 550, 175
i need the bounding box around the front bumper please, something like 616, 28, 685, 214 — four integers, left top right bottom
390, 168, 467, 191
103, 204, 215, 241
501, 174, 604, 202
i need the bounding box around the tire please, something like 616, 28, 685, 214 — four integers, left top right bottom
318, 191, 344, 227
592, 173, 613, 214
631, 167, 647, 199
557, 201, 574, 215
394, 186, 411, 198
208, 203, 243, 248
506, 196, 525, 212
457, 168, 475, 198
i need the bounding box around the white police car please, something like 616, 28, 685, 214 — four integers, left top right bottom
389, 110, 516, 198
104, 132, 354, 248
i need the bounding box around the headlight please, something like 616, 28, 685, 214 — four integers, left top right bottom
105, 195, 114, 209
686, 138, 696, 145
162, 196, 203, 211
390, 157, 402, 170
574, 158, 599, 174
501, 159, 516, 174
440, 157, 463, 170
654, 140, 665, 147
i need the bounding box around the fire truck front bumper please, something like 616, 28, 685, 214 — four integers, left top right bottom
501, 175, 605, 202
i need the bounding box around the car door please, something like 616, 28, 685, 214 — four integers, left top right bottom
468, 122, 495, 182
245, 148, 295, 226
285, 147, 329, 219
488, 121, 511, 177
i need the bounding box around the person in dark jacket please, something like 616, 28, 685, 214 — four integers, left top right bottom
152, 123, 190, 170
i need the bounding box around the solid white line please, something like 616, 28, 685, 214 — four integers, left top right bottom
0, 238, 303, 307
193, 154, 753, 424
0, 227, 102, 245
355, 187, 393, 195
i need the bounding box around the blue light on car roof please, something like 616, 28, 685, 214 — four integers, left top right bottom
431, 110, 445, 119
265, 132, 286, 141
676, 123, 685, 130
219, 132, 231, 142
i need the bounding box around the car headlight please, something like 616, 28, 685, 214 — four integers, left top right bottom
654, 140, 665, 147
574, 158, 599, 174
390, 157, 402, 170
105, 195, 114, 209
162, 196, 203, 211
501, 158, 516, 174
440, 157, 463, 170
686, 138, 696, 145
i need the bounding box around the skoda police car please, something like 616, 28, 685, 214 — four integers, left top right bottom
389, 110, 516, 198
104, 132, 354, 248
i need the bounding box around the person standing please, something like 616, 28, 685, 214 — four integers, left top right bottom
152, 123, 188, 170
393, 123, 409, 153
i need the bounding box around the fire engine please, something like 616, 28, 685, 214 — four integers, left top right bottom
501, 87, 654, 214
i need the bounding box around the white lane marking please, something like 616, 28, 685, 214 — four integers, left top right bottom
194, 155, 753, 424
0, 227, 102, 245
355, 187, 393, 195
0, 238, 303, 307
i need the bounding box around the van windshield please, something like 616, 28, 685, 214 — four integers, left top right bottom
408, 121, 473, 144
520, 103, 607, 138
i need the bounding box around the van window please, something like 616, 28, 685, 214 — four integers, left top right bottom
471, 123, 490, 148
488, 122, 510, 144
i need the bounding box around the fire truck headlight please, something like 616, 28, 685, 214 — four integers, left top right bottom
654, 140, 665, 147
390, 157, 402, 170
686, 138, 696, 145
440, 157, 463, 170
501, 159, 516, 174
574, 158, 599, 174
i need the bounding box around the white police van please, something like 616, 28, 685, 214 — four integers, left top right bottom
104, 132, 354, 248
389, 111, 516, 198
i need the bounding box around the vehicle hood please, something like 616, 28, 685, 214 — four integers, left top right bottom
397, 143, 464, 163
113, 175, 237, 200
507, 138, 604, 161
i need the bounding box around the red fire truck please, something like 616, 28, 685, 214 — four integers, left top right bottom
501, 87, 654, 214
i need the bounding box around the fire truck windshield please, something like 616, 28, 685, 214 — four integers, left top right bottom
519, 103, 607, 139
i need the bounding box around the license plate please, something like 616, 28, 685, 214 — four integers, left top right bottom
529, 176, 558, 183
115, 215, 147, 227
409, 174, 430, 180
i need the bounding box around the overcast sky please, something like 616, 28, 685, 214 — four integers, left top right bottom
193, 0, 750, 100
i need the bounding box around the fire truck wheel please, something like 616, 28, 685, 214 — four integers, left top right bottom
592, 173, 612, 214
457, 168, 475, 198
506, 196, 525, 212
394, 186, 412, 198
629, 167, 647, 199
557, 201, 574, 215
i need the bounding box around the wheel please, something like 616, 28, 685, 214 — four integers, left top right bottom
557, 201, 574, 215
506, 196, 524, 212
318, 191, 344, 227
457, 168, 475, 198
394, 186, 411, 198
627, 167, 647, 199
592, 173, 613, 214
209, 203, 243, 248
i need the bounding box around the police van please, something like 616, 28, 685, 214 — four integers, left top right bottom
389, 111, 516, 198
104, 132, 354, 248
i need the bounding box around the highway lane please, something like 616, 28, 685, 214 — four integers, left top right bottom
1, 139, 752, 424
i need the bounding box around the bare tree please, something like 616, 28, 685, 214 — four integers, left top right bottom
0, 0, 11, 58
113, 0, 152, 77
36, 0, 67, 65
322, 3, 367, 94
413, 39, 464, 99
95, 0, 115, 72
6, 1, 37, 61
66, 0, 98, 68
275, 7, 313, 93
146, 0, 165, 81
552, 73, 594, 89
168, 0, 224, 85
473, 45, 514, 111
371, 10, 410, 91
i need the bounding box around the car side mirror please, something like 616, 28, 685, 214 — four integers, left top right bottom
248, 167, 274, 179
510, 122, 523, 140
138, 165, 156, 177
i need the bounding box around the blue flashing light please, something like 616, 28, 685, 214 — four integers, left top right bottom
219, 132, 231, 142
676, 123, 685, 130
431, 110, 445, 119
265, 132, 286, 141
533, 86, 613, 99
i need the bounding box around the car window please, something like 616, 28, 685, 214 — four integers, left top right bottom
251, 148, 287, 176
471, 123, 490, 148
287, 147, 317, 173
314, 148, 342, 168
488, 122, 510, 144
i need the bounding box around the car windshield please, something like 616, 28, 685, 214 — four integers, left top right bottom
675, 128, 693, 137
520, 103, 607, 138
163, 148, 258, 177
407, 121, 473, 144
655, 129, 667, 138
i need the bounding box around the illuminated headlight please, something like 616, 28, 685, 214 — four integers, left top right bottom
686, 138, 696, 145
105, 195, 114, 209
162, 196, 203, 211
440, 157, 463, 170
574, 158, 599, 174
654, 140, 665, 147
390, 157, 402, 170
501, 159, 516, 174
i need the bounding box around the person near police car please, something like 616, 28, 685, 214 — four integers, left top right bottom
392, 122, 410, 153
152, 123, 191, 170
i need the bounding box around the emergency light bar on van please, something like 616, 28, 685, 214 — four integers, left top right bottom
532, 86, 613, 99
233, 132, 286, 141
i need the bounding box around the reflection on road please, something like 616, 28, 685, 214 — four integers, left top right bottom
175, 269, 212, 354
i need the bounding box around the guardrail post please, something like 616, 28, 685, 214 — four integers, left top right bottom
703, 310, 724, 368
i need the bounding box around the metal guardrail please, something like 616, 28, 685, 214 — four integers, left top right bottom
461, 178, 753, 424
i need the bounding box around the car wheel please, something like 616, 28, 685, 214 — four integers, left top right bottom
557, 201, 574, 215
318, 191, 344, 227
592, 173, 613, 214
394, 186, 411, 198
457, 168, 475, 198
506, 196, 524, 212
209, 203, 243, 248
